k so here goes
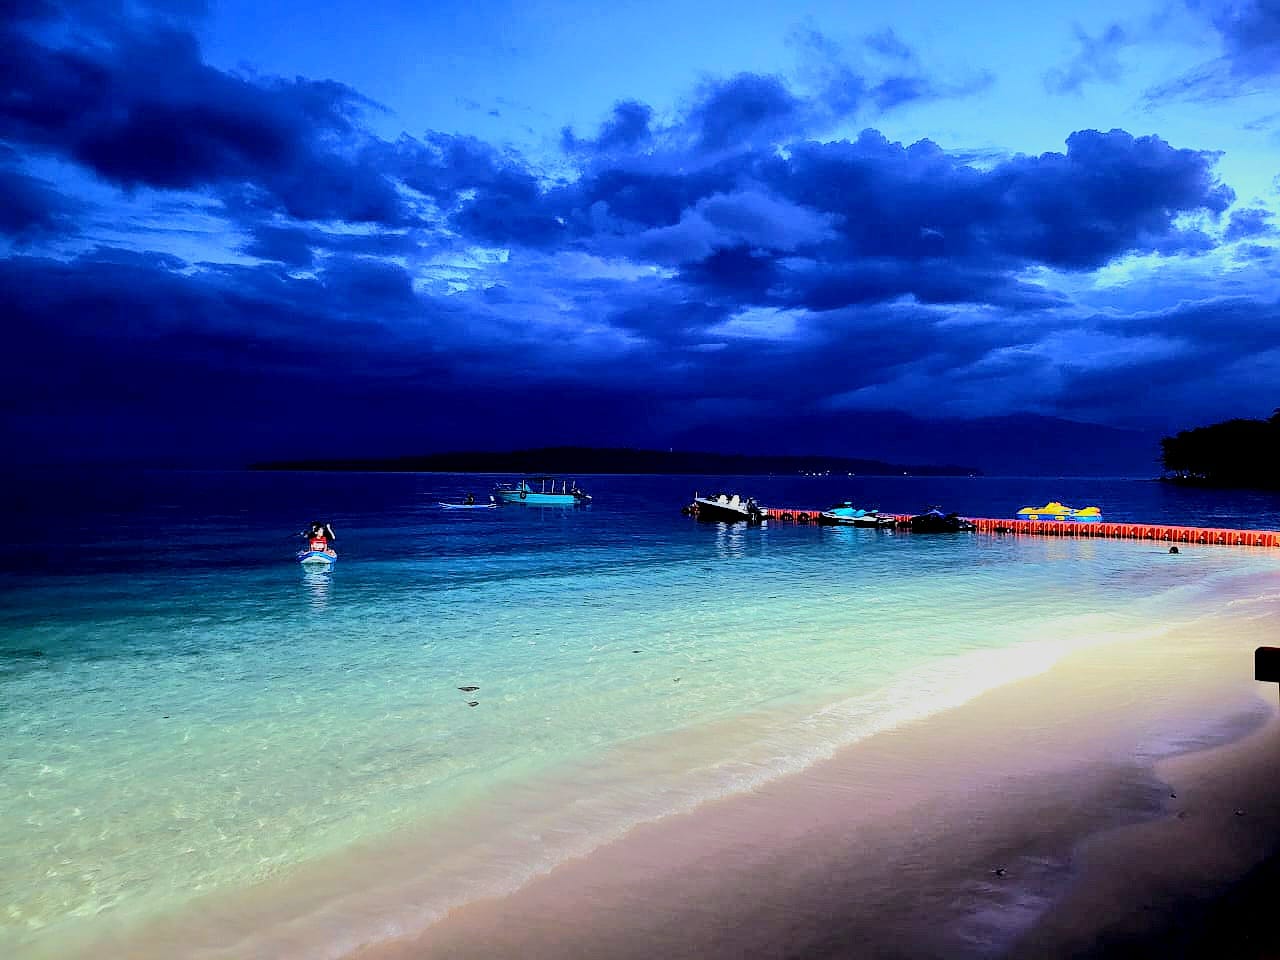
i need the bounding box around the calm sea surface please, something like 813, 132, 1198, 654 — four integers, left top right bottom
3, 470, 1280, 956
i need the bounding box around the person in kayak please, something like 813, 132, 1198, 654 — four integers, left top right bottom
465, 493, 476, 505
304, 521, 336, 544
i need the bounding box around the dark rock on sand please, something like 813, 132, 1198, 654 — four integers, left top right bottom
458, 686, 479, 692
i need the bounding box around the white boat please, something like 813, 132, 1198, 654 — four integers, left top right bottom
690, 493, 766, 524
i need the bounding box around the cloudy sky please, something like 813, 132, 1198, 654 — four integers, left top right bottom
3, 0, 1277, 468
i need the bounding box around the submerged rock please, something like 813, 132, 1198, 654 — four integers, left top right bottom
458, 686, 479, 692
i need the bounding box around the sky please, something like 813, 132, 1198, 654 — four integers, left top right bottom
2, 0, 1278, 469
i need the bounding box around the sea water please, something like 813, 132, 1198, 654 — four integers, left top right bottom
2, 470, 1279, 957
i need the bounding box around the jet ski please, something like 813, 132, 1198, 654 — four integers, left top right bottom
818, 502, 893, 526
905, 507, 975, 533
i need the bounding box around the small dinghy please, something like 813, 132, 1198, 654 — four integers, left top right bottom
439, 501, 496, 509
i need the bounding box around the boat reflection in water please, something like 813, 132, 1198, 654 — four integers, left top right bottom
714, 521, 750, 560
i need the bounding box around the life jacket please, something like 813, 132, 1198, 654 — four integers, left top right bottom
309, 537, 328, 551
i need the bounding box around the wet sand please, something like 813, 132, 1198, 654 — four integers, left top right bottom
357, 595, 1280, 960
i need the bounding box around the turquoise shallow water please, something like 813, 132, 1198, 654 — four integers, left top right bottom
3, 470, 1279, 956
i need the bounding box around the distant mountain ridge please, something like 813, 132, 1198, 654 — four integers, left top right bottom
664, 411, 1161, 477
251, 446, 981, 476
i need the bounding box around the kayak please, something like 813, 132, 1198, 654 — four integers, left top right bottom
298, 548, 336, 567
439, 502, 496, 509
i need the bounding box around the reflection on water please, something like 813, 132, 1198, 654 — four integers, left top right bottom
714, 522, 747, 559
301, 568, 332, 610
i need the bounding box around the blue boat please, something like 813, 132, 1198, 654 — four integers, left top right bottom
492, 477, 592, 505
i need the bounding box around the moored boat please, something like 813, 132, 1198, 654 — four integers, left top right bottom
1016, 501, 1102, 522
492, 477, 592, 505
689, 493, 765, 524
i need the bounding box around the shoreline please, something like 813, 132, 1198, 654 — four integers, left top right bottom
355, 596, 1280, 960
12, 573, 1279, 960
1013, 713, 1280, 958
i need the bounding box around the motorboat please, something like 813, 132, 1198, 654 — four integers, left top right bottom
297, 537, 337, 568
689, 493, 766, 524
1016, 501, 1102, 522
492, 477, 592, 505
904, 507, 975, 533
818, 502, 892, 527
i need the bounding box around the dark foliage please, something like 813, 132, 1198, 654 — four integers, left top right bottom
1159, 410, 1280, 489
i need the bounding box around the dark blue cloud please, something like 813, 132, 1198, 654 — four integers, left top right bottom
0, 5, 403, 224
689, 73, 805, 151
1204, 0, 1280, 79
0, 158, 80, 243
383, 133, 566, 246
445, 125, 1231, 315
562, 101, 653, 154
1097, 295, 1280, 354
1047, 296, 1280, 427
1149, 0, 1280, 99
243, 225, 314, 267
240, 221, 423, 267
0, 0, 1264, 468
1224, 206, 1277, 241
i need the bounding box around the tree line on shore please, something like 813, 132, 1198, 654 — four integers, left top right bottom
1160, 410, 1280, 489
